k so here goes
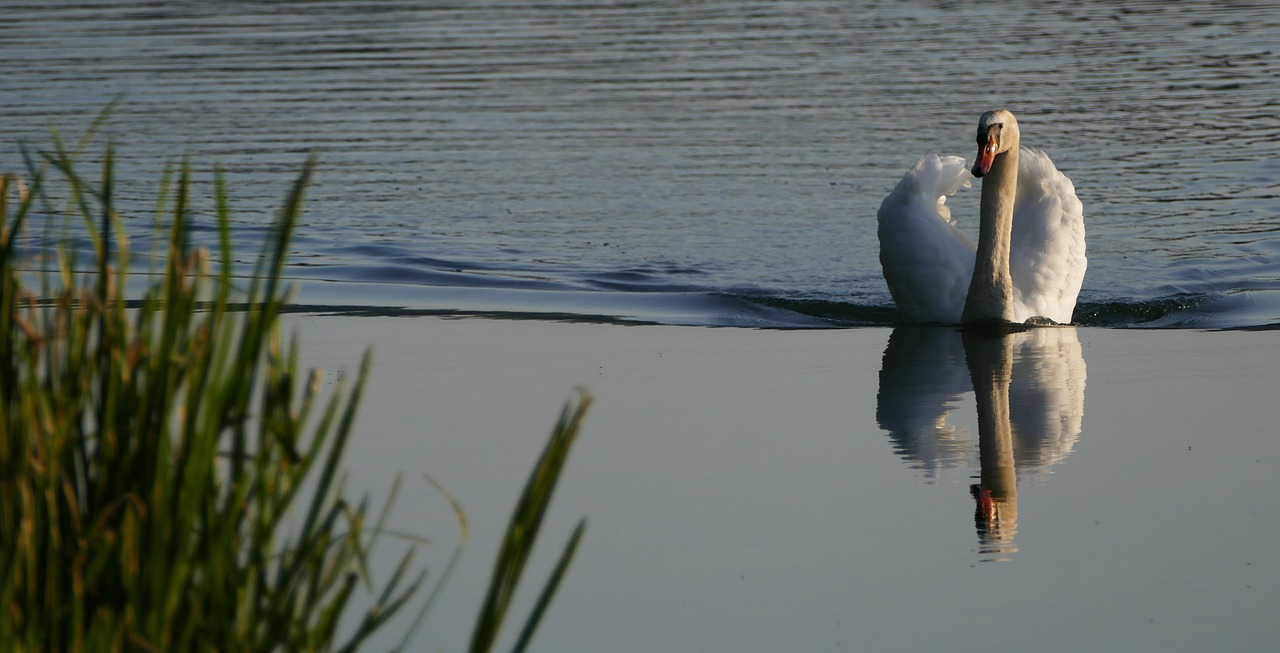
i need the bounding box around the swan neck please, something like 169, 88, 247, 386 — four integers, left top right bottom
963, 147, 1019, 323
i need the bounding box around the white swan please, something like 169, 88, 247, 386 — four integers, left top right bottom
877, 110, 1086, 324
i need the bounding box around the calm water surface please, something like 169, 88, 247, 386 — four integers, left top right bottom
300, 318, 1280, 653
5, 0, 1280, 327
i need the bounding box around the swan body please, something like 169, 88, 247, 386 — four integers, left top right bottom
877, 110, 1085, 324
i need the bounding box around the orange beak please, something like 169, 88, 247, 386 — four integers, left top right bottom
972, 135, 998, 177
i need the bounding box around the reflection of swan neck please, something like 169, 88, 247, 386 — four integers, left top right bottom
964, 330, 1019, 561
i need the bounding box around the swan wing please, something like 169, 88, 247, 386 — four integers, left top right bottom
1009, 147, 1087, 323
877, 154, 976, 323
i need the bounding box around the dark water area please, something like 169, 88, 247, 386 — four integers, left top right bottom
4, 0, 1280, 328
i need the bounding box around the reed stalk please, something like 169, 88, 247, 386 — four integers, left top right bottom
0, 113, 588, 652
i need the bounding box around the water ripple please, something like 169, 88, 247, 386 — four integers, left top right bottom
4, 0, 1279, 329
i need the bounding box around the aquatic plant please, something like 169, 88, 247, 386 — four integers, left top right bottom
0, 112, 587, 651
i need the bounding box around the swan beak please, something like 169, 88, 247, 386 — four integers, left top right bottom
972, 137, 998, 177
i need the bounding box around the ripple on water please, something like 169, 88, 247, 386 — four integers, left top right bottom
3, 1, 1279, 329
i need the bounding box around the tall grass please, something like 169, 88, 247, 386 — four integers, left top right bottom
0, 115, 588, 651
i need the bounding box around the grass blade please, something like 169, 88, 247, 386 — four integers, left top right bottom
469, 390, 592, 653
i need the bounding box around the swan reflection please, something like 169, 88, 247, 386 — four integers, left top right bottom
876, 326, 1086, 561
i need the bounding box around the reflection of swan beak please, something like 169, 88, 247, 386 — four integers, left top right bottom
971, 482, 1018, 561
971, 484, 996, 523
970, 484, 1003, 527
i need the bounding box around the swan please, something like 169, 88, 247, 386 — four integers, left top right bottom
877, 110, 1085, 324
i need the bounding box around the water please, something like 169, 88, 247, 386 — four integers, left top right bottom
5, 0, 1280, 328
296, 317, 1280, 652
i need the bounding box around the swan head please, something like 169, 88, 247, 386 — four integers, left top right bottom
972, 109, 1020, 178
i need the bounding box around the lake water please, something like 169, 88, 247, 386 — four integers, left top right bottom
5, 0, 1279, 328
5, 2, 1280, 651
297, 317, 1280, 653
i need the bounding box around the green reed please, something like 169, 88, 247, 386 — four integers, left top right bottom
0, 114, 588, 652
